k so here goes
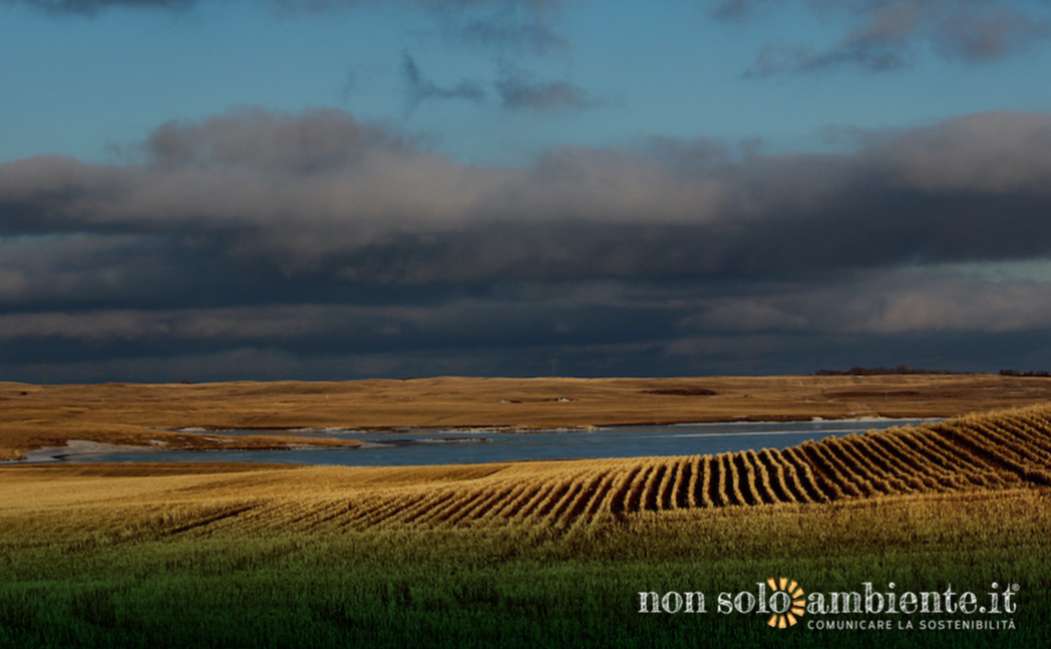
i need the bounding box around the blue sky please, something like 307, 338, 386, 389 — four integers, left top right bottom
4, 0, 1051, 166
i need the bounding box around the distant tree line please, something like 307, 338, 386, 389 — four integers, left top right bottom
999, 369, 1051, 378
815, 365, 959, 376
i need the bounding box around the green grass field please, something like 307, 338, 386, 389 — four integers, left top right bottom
1, 489, 1048, 648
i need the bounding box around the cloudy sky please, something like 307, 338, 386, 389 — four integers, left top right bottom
3, 1, 1051, 381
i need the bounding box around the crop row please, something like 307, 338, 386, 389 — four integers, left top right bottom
159, 405, 1051, 535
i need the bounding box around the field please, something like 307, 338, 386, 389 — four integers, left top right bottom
6, 374, 1051, 460
1, 403, 1051, 647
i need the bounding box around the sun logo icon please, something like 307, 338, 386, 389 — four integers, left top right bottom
765, 577, 806, 629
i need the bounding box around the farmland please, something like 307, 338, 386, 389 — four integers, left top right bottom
1, 403, 1050, 647
6, 403, 1047, 528
6, 374, 1051, 460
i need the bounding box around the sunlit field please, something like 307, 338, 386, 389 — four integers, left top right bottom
2, 405, 1050, 647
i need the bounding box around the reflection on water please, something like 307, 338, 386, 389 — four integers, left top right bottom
79, 418, 936, 467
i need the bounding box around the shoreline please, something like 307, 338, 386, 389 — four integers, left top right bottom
4, 416, 937, 466
170, 413, 942, 435
12, 440, 167, 464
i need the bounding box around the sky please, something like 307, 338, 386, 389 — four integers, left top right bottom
2, 0, 1051, 381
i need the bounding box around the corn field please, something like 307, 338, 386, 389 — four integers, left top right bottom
313, 405, 1048, 526
4, 404, 1051, 540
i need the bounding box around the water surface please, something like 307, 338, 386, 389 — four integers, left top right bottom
77, 418, 934, 466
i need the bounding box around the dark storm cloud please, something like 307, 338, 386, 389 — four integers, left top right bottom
5, 109, 1051, 286
4, 107, 1051, 380
494, 66, 596, 111
724, 0, 1051, 76
678, 270, 1051, 336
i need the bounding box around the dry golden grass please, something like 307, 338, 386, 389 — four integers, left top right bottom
2, 403, 1049, 536
5, 374, 1051, 459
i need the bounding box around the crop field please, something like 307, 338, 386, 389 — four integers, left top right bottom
1, 485, 1049, 649
1, 404, 1050, 647
8, 403, 1043, 535
348, 404, 1051, 528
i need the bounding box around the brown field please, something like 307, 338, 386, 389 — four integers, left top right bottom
5, 374, 1051, 460
3, 403, 1049, 532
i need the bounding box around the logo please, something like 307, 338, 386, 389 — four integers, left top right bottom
637, 580, 1019, 633
765, 577, 806, 629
